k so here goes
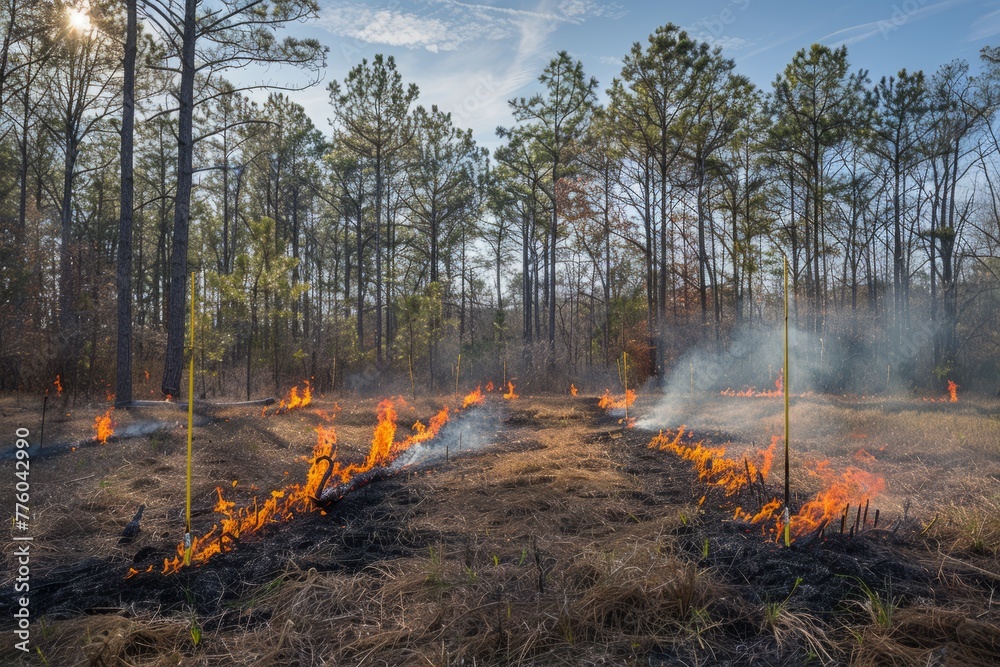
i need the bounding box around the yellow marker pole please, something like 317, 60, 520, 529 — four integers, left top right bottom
184, 272, 195, 565
622, 350, 629, 425
783, 257, 791, 547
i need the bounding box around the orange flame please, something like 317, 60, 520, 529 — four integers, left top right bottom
485, 381, 495, 392
94, 407, 115, 444
408, 407, 450, 447
503, 381, 518, 400
598, 388, 635, 410
721, 370, 784, 397
161, 422, 339, 575
265, 381, 313, 416
462, 387, 484, 408
365, 399, 397, 470
734, 461, 886, 542
649, 428, 776, 496
948, 380, 958, 403
159, 395, 468, 576
852, 448, 876, 463
570, 384, 578, 396
649, 427, 885, 544
53, 375, 63, 395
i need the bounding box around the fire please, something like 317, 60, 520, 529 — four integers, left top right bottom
462, 387, 484, 408
734, 461, 886, 542
264, 381, 313, 416
365, 399, 397, 470
598, 388, 636, 410
721, 370, 784, 397
852, 448, 876, 463
570, 384, 578, 396
948, 380, 958, 402
94, 407, 115, 444
408, 407, 450, 447
649, 427, 885, 544
485, 381, 495, 392
53, 375, 63, 395
649, 428, 776, 496
503, 381, 519, 400
158, 392, 478, 576
161, 422, 338, 575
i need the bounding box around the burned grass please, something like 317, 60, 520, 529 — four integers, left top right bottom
1, 393, 999, 665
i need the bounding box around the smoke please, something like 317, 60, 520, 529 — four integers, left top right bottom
637, 325, 834, 432
117, 418, 211, 438
390, 405, 501, 470
635, 313, 961, 435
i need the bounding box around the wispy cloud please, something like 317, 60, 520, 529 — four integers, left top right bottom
822, 0, 967, 48
318, 0, 625, 53
317, 0, 624, 147
701, 35, 756, 52
969, 8, 1000, 41
318, 3, 504, 53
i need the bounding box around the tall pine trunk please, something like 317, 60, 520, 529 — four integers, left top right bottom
161, 0, 197, 397
116, 0, 136, 407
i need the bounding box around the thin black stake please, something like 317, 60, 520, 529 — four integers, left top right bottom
40, 392, 48, 450
841, 504, 849, 534
854, 503, 863, 535
863, 499, 870, 527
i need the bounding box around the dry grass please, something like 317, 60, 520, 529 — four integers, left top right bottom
3, 393, 1000, 665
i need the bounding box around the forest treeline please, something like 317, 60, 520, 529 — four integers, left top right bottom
1, 1, 998, 399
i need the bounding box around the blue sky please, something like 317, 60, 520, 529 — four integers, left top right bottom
276, 0, 1000, 151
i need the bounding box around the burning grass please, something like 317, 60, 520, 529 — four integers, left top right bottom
647, 425, 887, 544
735, 461, 886, 542
462, 386, 485, 408
648, 427, 776, 497
153, 389, 481, 575
4, 391, 1000, 666
93, 407, 115, 443
597, 388, 636, 410
262, 380, 313, 416
923, 379, 960, 403
721, 369, 784, 397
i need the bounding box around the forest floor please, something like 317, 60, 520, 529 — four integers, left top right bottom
2, 387, 1000, 665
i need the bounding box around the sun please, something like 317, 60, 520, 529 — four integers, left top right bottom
67, 5, 92, 33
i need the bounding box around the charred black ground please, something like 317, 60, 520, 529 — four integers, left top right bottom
2, 394, 999, 665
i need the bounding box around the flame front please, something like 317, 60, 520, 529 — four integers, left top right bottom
598, 388, 636, 410
159, 394, 472, 576
649, 427, 885, 544
570, 384, 578, 396
948, 380, 958, 402
462, 387, 485, 408
649, 428, 776, 496
264, 381, 313, 415
162, 422, 338, 575
94, 408, 115, 444
53, 375, 64, 395
503, 381, 519, 400
721, 370, 783, 398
